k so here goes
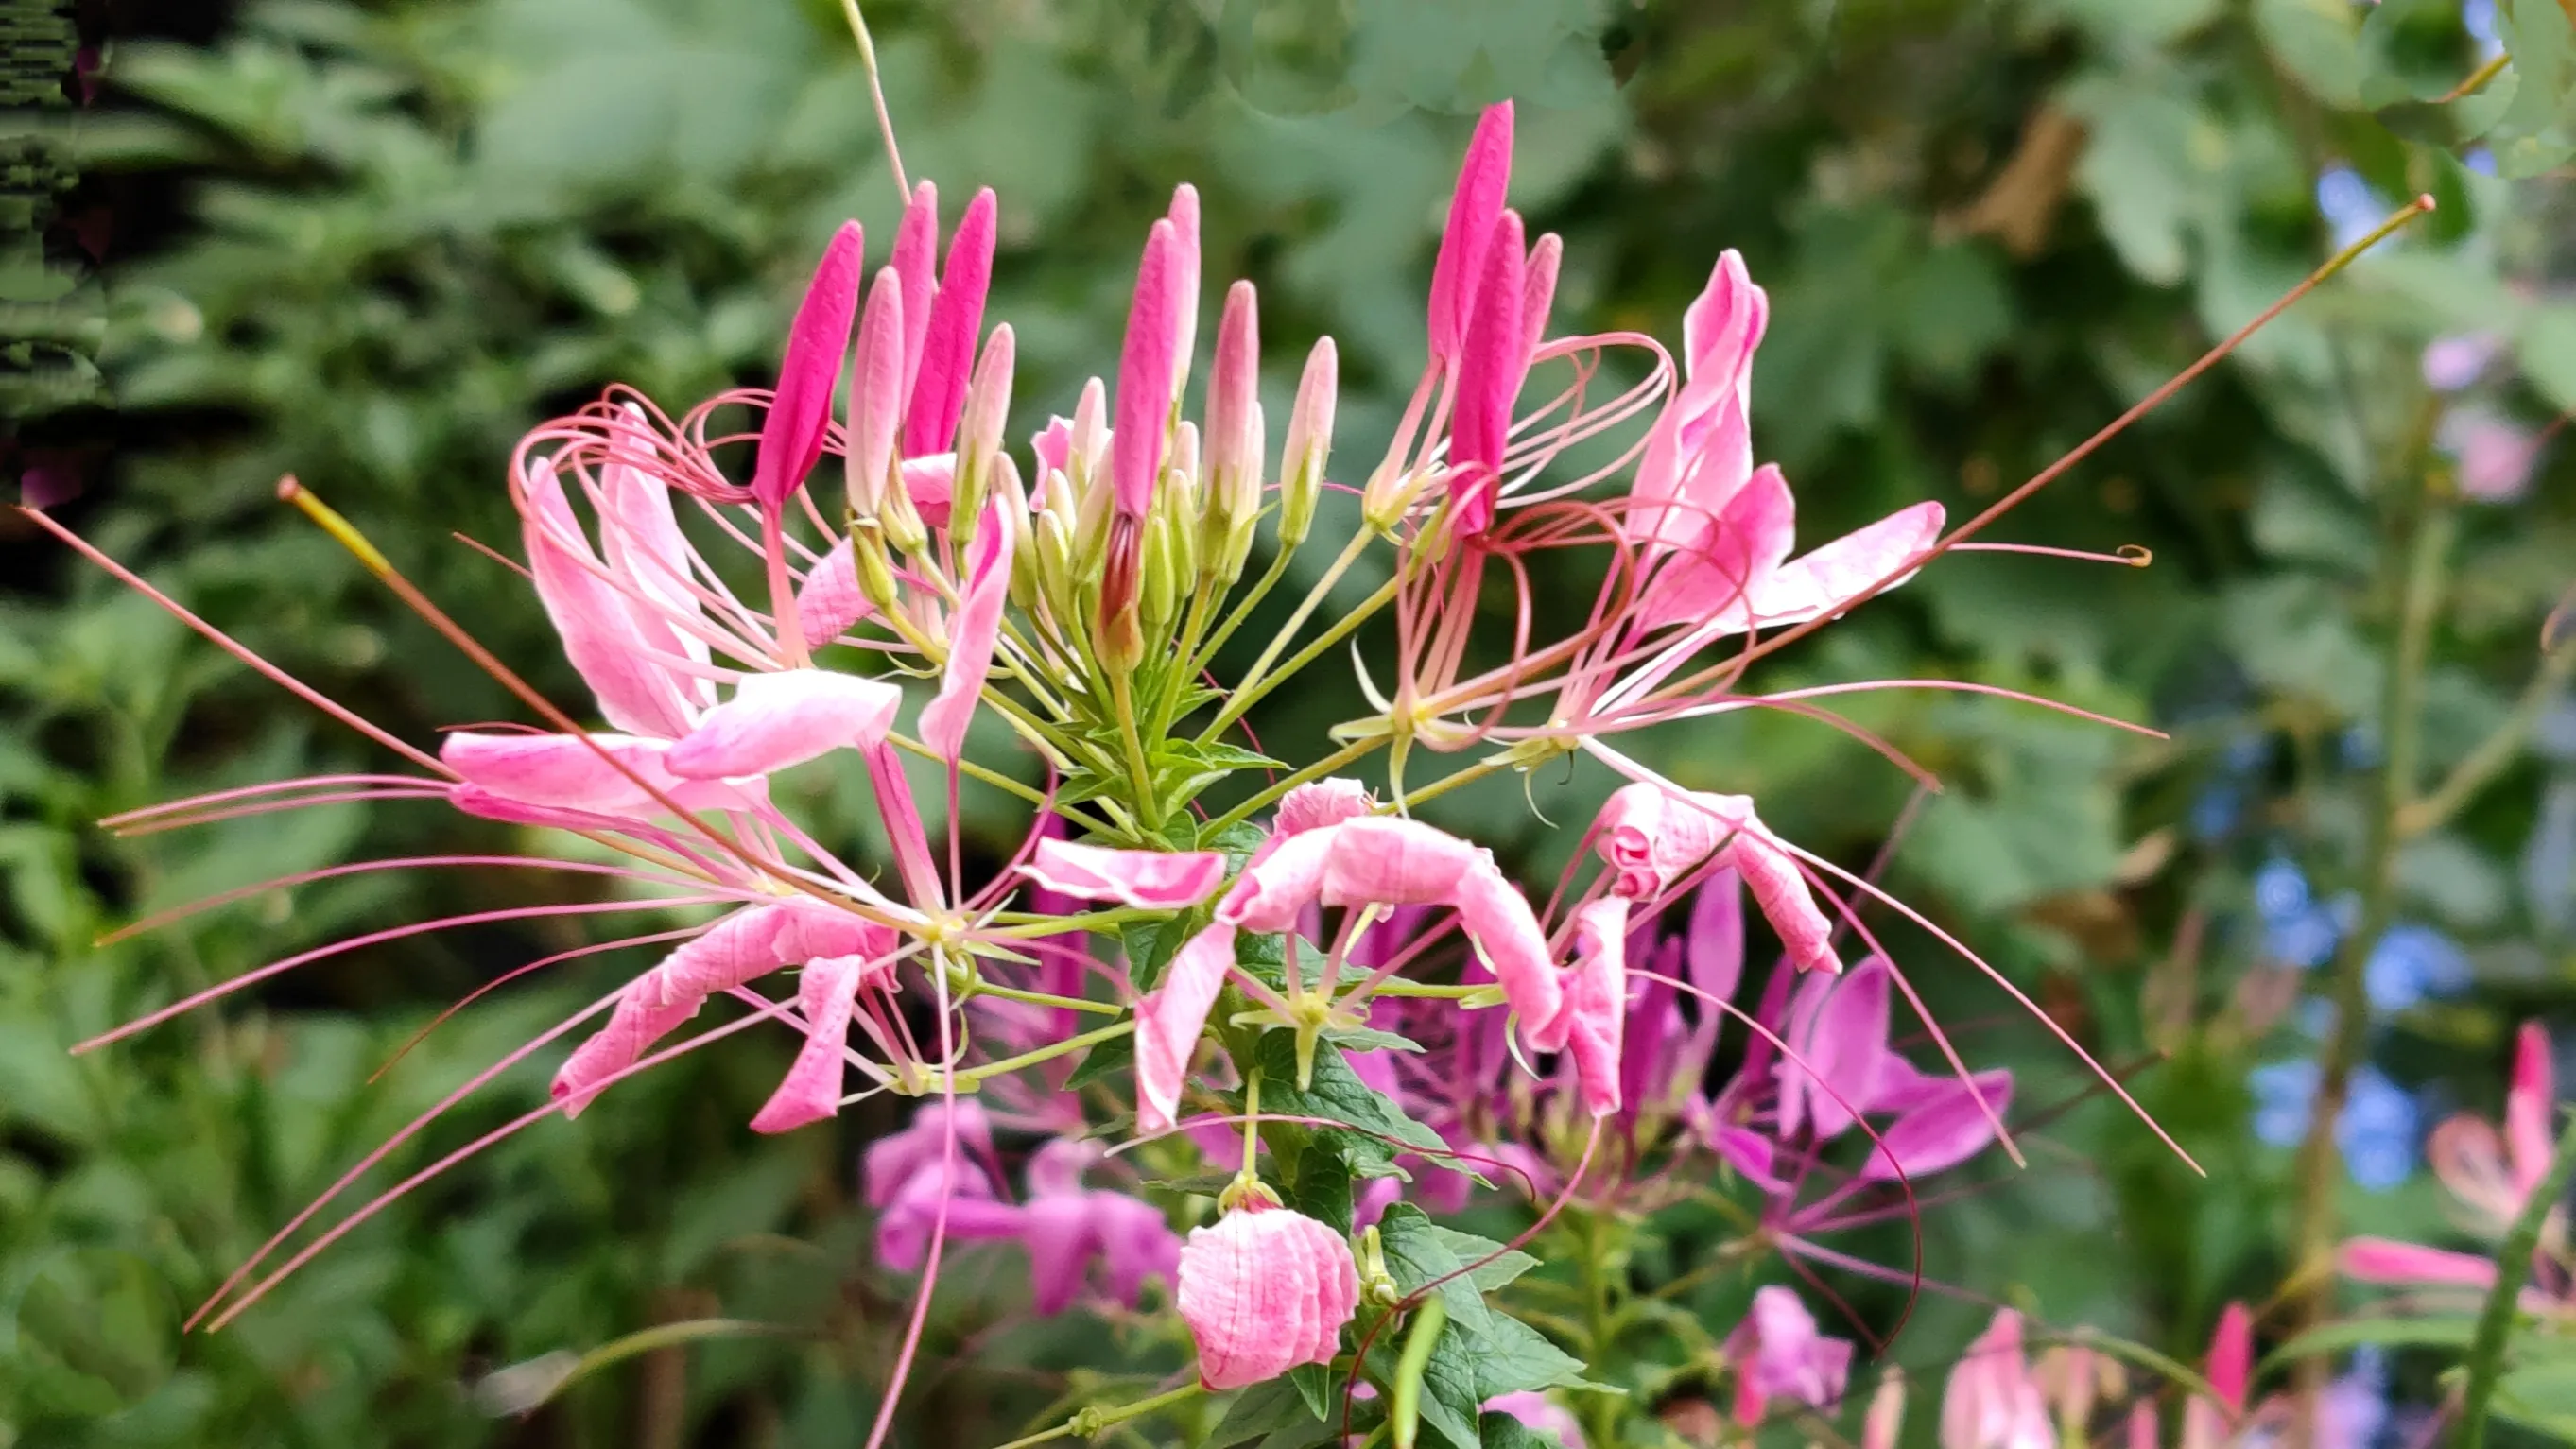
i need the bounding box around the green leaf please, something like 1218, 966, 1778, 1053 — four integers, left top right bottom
1364, 1309, 1483, 1449
2496, 1362, 2576, 1439
1375, 1205, 1495, 1338
2256, 0, 2365, 107
2261, 1314, 2481, 1368
1323, 1026, 1425, 1055
1288, 1137, 1357, 1238
1065, 1028, 1136, 1090
1210, 1377, 1331, 1449
1468, 1314, 1593, 1399
1478, 1409, 1562, 1449
1426, 1227, 1539, 1293
2515, 303, 2576, 414
1251, 1037, 1450, 1177
1125, 915, 1198, 993
1290, 1362, 1335, 1422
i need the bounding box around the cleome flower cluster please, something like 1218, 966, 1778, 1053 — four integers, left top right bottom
33, 78, 2387, 1447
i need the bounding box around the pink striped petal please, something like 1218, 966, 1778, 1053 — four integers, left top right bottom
1779, 956, 1891, 1142
664, 669, 901, 780
920, 499, 1014, 761
753, 221, 865, 510
1449, 209, 1527, 538
1322, 817, 1483, 907
441, 731, 676, 812
521, 459, 700, 738
796, 536, 873, 643
1021, 838, 1226, 909
1681, 250, 1768, 392
1729, 817, 1842, 976
553, 905, 795, 1114
1135, 925, 1236, 1135
749, 953, 869, 1133
890, 181, 940, 403
845, 267, 907, 519
1274, 778, 1374, 837
2510, 1020, 2555, 1192
1176, 1205, 1359, 1390
1110, 220, 1180, 521
1219, 827, 1336, 935
1564, 898, 1631, 1118
1426, 102, 1513, 365
906, 186, 999, 457
1454, 858, 1566, 1048
1745, 500, 1945, 628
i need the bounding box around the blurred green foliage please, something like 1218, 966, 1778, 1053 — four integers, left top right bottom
7, 0, 2576, 1443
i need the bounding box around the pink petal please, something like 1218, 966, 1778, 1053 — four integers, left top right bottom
1426, 102, 1514, 365
1728, 816, 1841, 976
748, 953, 868, 1133
441, 731, 675, 812
2203, 1302, 2251, 1413
796, 536, 874, 643
1166, 183, 1202, 385
753, 221, 865, 510
862, 1100, 998, 1208
521, 458, 699, 738
1110, 220, 1180, 521
1859, 1069, 2013, 1182
1322, 817, 1482, 907
1021, 838, 1227, 909
919, 500, 1015, 761
1594, 782, 1734, 899
890, 181, 940, 403
597, 415, 709, 650
1453, 858, 1566, 1049
1449, 209, 1527, 538
1681, 250, 1768, 392
664, 668, 902, 780
906, 187, 999, 457
1219, 827, 1336, 935
1563, 898, 1631, 1117
552, 905, 795, 1114
1018, 1192, 1099, 1316
863, 741, 943, 907
1274, 778, 1374, 837
1641, 461, 1795, 632
1684, 868, 1744, 1037
845, 267, 907, 519
2510, 1021, 2555, 1193
1520, 233, 1562, 362
1746, 500, 1945, 628
1176, 1206, 1358, 1390
1094, 1190, 1183, 1306
1728, 1285, 1853, 1424
1779, 956, 1891, 1142
2337, 1236, 2499, 1288
1135, 925, 1236, 1134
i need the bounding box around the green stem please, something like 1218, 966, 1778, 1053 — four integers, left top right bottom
947, 1019, 1134, 1087
1202, 528, 1378, 744
1192, 535, 1298, 675
2290, 457, 2452, 1350
2459, 1111, 2576, 1449
1203, 572, 1404, 746
1200, 735, 1388, 839
1581, 1211, 1619, 1449
1112, 670, 1159, 825
1154, 576, 1221, 735
962, 977, 1120, 1017
985, 1383, 1209, 1449
2399, 638, 2576, 838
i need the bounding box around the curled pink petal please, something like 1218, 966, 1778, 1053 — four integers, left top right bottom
520, 458, 700, 738
906, 187, 999, 457
1563, 898, 1630, 1117
796, 536, 874, 643
1453, 858, 1565, 1046
1726, 1285, 1854, 1426
920, 500, 1015, 761
1730, 819, 1841, 976
1135, 925, 1236, 1134
748, 953, 871, 1133
1110, 220, 1180, 521
1176, 1205, 1359, 1390
1322, 817, 1482, 907
1219, 828, 1336, 935
553, 905, 797, 1114
1640, 461, 1796, 631
1682, 250, 1768, 393
1426, 102, 1514, 365
1021, 838, 1227, 908
754, 221, 865, 510
1745, 500, 1945, 628
664, 668, 902, 780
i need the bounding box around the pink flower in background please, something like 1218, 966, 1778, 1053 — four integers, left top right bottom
1484, 1391, 1585, 1448
1724, 1285, 1854, 1425
1940, 1310, 2051, 1449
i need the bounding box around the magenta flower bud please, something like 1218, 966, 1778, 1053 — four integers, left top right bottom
1278, 336, 1337, 547
753, 221, 864, 511
890, 180, 940, 403
1175, 1203, 1359, 1390
844, 267, 907, 526
1112, 219, 1182, 525
1426, 101, 1513, 367
1521, 231, 1562, 361
906, 185, 998, 457
1449, 209, 1527, 539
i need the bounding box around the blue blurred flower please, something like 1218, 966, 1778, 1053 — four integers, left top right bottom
2464, 0, 2503, 52
2339, 1066, 2420, 1191
2223, 732, 2270, 777
2248, 1061, 2420, 1191
2295, 997, 2339, 1041
2364, 923, 2470, 1011
2192, 783, 2244, 841
2267, 905, 2343, 970
2317, 166, 2388, 252
2339, 723, 2383, 769
2255, 856, 2311, 923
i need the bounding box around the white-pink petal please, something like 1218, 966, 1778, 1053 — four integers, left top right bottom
665, 668, 901, 780
1022, 838, 1227, 909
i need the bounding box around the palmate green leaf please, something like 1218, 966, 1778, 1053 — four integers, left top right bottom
1065, 1028, 1136, 1090
1210, 1377, 1329, 1449
1364, 1312, 1483, 1449
1426, 1226, 1539, 1294
1288, 1136, 1357, 1237
1376, 1205, 1497, 1337
1249, 1035, 1450, 1176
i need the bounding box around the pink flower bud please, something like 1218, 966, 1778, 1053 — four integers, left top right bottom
1521, 231, 1562, 361
1279, 336, 1337, 546
754, 221, 864, 511
1175, 1204, 1359, 1390
1112, 220, 1181, 524
844, 267, 907, 523
1449, 210, 1527, 539
890, 181, 940, 403
1205, 281, 1263, 530
1426, 102, 1513, 366
1167, 183, 1202, 396
907, 186, 998, 457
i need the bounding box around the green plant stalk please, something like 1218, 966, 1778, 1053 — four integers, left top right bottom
1200, 734, 1389, 838
2458, 1111, 2576, 1449
1111, 669, 1159, 825
1205, 572, 1406, 747
985, 1382, 1209, 1449
2289, 472, 2454, 1368
1152, 575, 1222, 736
948, 1018, 1134, 1087
1582, 1209, 1620, 1449
1191, 528, 1299, 674
1202, 527, 1380, 745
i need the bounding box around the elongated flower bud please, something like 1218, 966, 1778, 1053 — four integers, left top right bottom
1450, 209, 1527, 540
1032, 506, 1074, 619
1141, 511, 1180, 641
906, 186, 997, 457
948, 323, 1015, 545
1111, 221, 1181, 527
1278, 336, 1336, 548
1212, 400, 1264, 584
890, 181, 940, 402
754, 221, 864, 511
1203, 282, 1261, 543
1167, 183, 1202, 404
1426, 102, 1513, 367
1521, 231, 1562, 362
1098, 514, 1145, 674
844, 266, 906, 526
